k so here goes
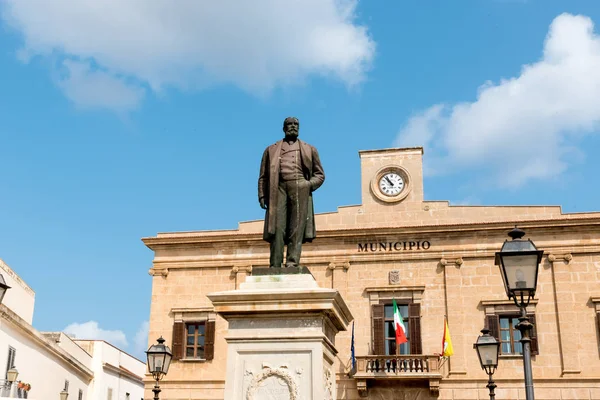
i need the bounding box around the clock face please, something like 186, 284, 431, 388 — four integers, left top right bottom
379, 172, 404, 196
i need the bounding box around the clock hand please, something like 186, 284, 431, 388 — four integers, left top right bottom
385, 176, 394, 186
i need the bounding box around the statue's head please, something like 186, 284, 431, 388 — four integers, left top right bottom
283, 117, 299, 138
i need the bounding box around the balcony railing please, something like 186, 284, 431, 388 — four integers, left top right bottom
0, 380, 28, 398
353, 355, 442, 397
0, 380, 10, 398
356, 354, 440, 375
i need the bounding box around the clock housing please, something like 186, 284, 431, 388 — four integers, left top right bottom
370, 165, 411, 203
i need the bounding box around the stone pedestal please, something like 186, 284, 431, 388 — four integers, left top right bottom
207, 270, 353, 400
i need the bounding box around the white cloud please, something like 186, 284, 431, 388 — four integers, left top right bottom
58, 60, 145, 111
133, 320, 149, 358
64, 321, 128, 348
396, 13, 600, 187
1, 0, 375, 110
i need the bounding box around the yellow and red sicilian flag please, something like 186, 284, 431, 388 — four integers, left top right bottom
442, 317, 454, 357
393, 299, 408, 345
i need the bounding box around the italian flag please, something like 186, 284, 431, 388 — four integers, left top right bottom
393, 299, 408, 345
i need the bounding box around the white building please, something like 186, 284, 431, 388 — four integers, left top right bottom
74, 340, 145, 400
0, 259, 145, 400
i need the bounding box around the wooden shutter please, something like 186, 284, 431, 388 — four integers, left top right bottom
172, 321, 185, 361
5, 347, 15, 379
204, 320, 216, 361
409, 303, 422, 355
486, 315, 500, 352
371, 304, 385, 355
529, 314, 539, 355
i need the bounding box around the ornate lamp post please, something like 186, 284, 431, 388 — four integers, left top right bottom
6, 368, 18, 398
0, 273, 11, 305
146, 336, 172, 400
474, 328, 500, 400
495, 227, 543, 400
59, 389, 69, 400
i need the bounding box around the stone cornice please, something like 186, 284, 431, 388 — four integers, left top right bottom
0, 305, 94, 381
481, 299, 539, 307
146, 244, 598, 272
207, 288, 353, 331
365, 286, 426, 293
359, 147, 424, 157
0, 259, 35, 296
102, 362, 143, 384
142, 216, 600, 249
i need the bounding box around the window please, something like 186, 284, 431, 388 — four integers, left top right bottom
78, 389, 83, 400
171, 318, 215, 361
383, 304, 409, 355
186, 322, 206, 359
4, 346, 15, 379
486, 313, 538, 355
372, 303, 422, 355
499, 316, 522, 354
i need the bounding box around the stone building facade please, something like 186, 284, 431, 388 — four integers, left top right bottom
143, 147, 600, 400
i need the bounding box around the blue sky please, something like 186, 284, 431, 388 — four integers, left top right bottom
1, 0, 600, 360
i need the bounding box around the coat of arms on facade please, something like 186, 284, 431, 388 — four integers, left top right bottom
389, 270, 401, 285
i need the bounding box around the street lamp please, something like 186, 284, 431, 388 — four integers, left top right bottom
0, 273, 11, 305
495, 227, 543, 400
474, 328, 500, 400
6, 368, 18, 399
60, 389, 69, 400
146, 336, 172, 400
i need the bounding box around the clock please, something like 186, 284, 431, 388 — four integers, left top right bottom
370, 166, 411, 203
379, 172, 404, 197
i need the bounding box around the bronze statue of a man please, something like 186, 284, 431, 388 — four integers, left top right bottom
258, 117, 325, 268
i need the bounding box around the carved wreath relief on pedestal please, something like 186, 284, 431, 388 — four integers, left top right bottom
245, 363, 300, 400
323, 368, 334, 400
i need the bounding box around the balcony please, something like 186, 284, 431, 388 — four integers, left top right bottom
353, 355, 442, 397
0, 380, 29, 399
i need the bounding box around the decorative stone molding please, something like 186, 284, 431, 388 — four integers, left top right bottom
439, 257, 463, 267
591, 297, 600, 312
366, 286, 425, 306
171, 307, 215, 323
481, 299, 538, 315
245, 364, 299, 400
547, 253, 573, 264
356, 379, 367, 397
232, 264, 252, 288
429, 379, 441, 397
231, 265, 252, 274
327, 261, 350, 271
323, 368, 334, 400
148, 268, 169, 277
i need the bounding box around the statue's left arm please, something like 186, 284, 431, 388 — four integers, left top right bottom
309, 146, 325, 191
